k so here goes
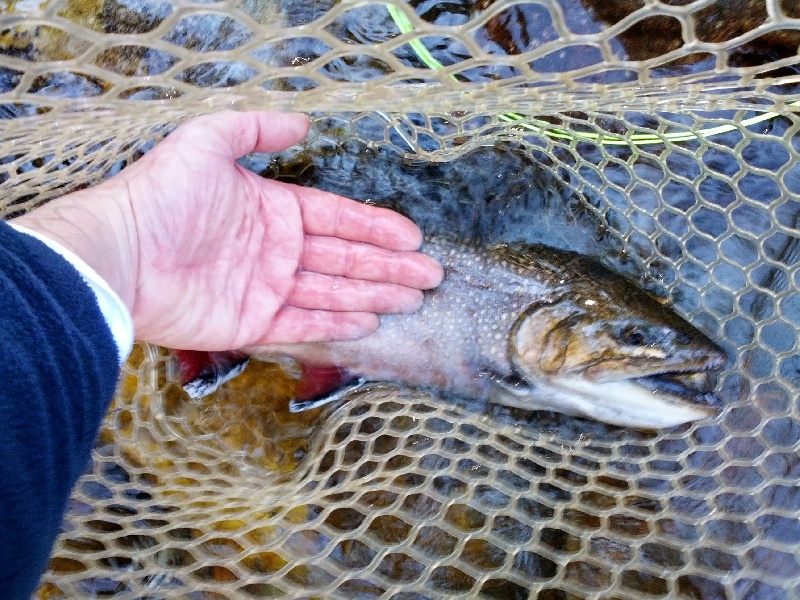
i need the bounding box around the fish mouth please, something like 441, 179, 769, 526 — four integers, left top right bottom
583, 349, 729, 385
630, 369, 721, 408
541, 367, 724, 429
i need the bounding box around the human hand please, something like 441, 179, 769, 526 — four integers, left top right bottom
13, 112, 443, 351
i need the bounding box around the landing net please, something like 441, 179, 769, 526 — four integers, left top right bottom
0, 0, 798, 598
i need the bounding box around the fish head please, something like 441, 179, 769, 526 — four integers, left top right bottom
508, 277, 728, 428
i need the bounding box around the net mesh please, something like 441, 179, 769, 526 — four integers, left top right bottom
1, 0, 798, 598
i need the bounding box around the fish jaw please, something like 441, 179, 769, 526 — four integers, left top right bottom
577, 332, 729, 384
500, 376, 720, 428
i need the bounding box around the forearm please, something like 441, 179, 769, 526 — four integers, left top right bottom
11, 178, 138, 314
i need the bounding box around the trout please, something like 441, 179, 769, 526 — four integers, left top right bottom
182, 239, 727, 428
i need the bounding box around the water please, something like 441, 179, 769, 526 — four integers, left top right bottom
2, 0, 800, 597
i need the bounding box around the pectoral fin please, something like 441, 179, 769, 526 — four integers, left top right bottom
176, 350, 250, 399
289, 377, 368, 412
477, 369, 535, 398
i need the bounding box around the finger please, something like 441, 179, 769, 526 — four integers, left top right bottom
177, 111, 310, 158
253, 308, 379, 344
289, 184, 424, 251
287, 272, 424, 313
302, 235, 444, 290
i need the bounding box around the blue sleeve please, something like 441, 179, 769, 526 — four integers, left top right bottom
0, 220, 120, 599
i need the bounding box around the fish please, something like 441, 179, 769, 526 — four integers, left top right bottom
181, 238, 728, 429
175, 349, 250, 399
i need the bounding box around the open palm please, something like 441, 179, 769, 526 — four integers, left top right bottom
15, 112, 442, 351
117, 112, 442, 350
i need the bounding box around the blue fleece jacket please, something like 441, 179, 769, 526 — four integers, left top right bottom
0, 220, 120, 599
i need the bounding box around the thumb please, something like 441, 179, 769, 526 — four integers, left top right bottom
172, 111, 311, 158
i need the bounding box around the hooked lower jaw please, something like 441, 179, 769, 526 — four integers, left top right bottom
546, 372, 721, 429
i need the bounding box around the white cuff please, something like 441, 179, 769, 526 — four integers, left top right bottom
10, 223, 134, 364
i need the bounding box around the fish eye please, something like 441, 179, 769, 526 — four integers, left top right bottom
620, 326, 648, 347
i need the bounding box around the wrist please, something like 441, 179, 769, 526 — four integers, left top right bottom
10, 179, 138, 314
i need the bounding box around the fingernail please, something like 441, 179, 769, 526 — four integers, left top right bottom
402, 289, 425, 313
341, 314, 379, 339
419, 256, 445, 288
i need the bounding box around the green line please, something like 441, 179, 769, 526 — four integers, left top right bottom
386, 5, 452, 74
385, 3, 799, 146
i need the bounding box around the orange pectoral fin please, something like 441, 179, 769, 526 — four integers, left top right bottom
295, 363, 356, 401
175, 350, 250, 398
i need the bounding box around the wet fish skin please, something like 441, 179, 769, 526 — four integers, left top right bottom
251, 238, 727, 428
